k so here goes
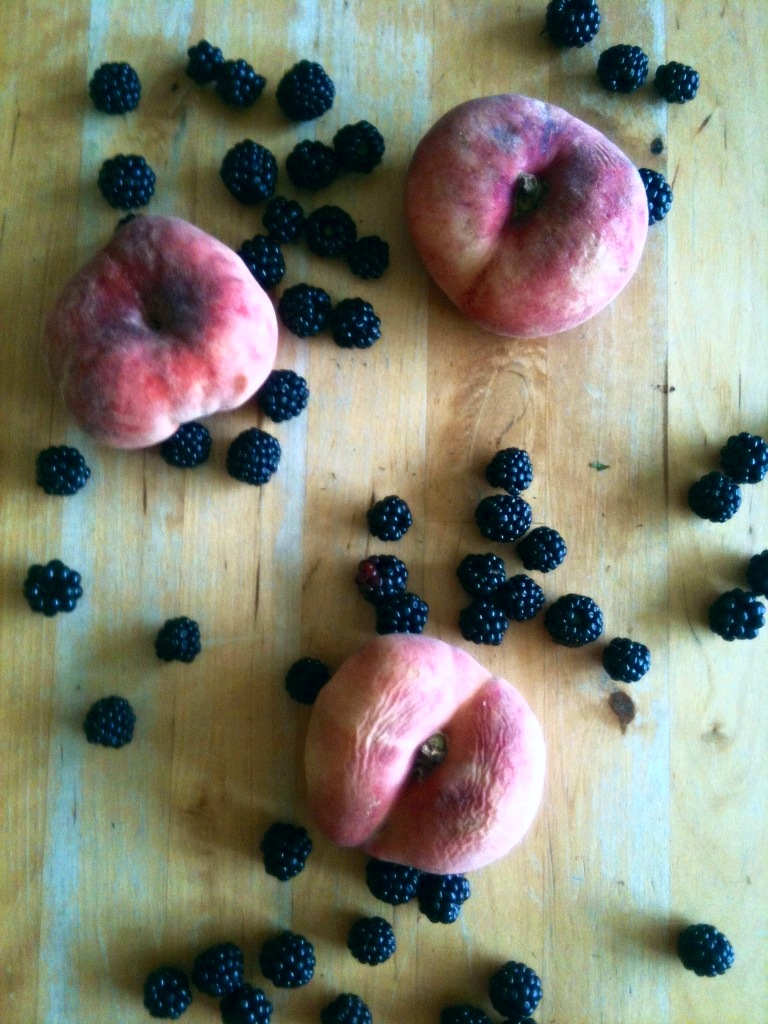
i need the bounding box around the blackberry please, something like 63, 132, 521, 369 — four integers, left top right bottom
320, 993, 373, 1024
515, 526, 566, 573
262, 195, 305, 243
459, 598, 509, 645
83, 695, 135, 748
417, 872, 470, 924
346, 235, 390, 280
278, 283, 332, 337
276, 60, 335, 121
440, 1006, 492, 1024
719, 431, 768, 483
544, 593, 604, 647
475, 494, 532, 543
375, 592, 428, 635
220, 983, 273, 1024
237, 234, 286, 290
650, 136, 665, 155
676, 923, 735, 977
687, 471, 741, 523
23, 559, 83, 616
544, 0, 601, 48
494, 574, 545, 622
191, 942, 244, 997
285, 139, 339, 190
638, 168, 673, 225
355, 554, 409, 604
304, 205, 357, 258
185, 39, 224, 85
226, 428, 281, 485
143, 966, 193, 1020
36, 445, 91, 495
97, 154, 155, 210
330, 298, 381, 349
367, 495, 412, 540
284, 656, 332, 705
346, 916, 396, 965
155, 616, 202, 663
708, 588, 765, 641
365, 858, 422, 905
654, 61, 700, 104
258, 930, 315, 988
215, 58, 266, 108
602, 637, 651, 682
488, 961, 543, 1019
746, 549, 768, 596
88, 61, 141, 113
220, 140, 277, 205
260, 821, 312, 880
159, 422, 212, 468
333, 121, 386, 173
256, 369, 309, 422
485, 447, 534, 494
596, 44, 649, 93
456, 552, 507, 597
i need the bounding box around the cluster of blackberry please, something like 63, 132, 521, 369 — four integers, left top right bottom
364, 859, 472, 924
185, 39, 266, 108
433, 955, 545, 1023
276, 283, 382, 350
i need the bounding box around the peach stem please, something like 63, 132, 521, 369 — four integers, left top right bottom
513, 173, 547, 219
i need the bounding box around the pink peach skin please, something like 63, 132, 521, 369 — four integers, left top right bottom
405, 93, 649, 338
304, 634, 546, 874
44, 215, 278, 448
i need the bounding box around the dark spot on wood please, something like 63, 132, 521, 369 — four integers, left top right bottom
650, 136, 664, 155
696, 112, 714, 135
609, 690, 635, 732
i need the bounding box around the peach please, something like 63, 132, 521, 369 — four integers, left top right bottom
304, 634, 546, 874
405, 93, 649, 338
44, 215, 278, 448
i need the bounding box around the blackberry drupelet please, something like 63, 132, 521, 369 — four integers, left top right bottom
237, 234, 286, 290
494, 574, 545, 622
456, 552, 507, 597
278, 283, 332, 337
746, 549, 768, 596
347, 916, 396, 965
355, 555, 409, 604
544, 0, 601, 48
638, 168, 673, 225
285, 139, 340, 190
284, 656, 332, 705
276, 60, 335, 121
215, 58, 266, 108
191, 942, 244, 997
23, 559, 83, 616
602, 637, 651, 682
262, 195, 305, 243
687, 471, 741, 522
596, 44, 649, 93
185, 39, 224, 84
220, 140, 277, 204
719, 431, 768, 483
88, 61, 141, 113
220, 983, 273, 1024
654, 61, 700, 103
375, 592, 429, 635
417, 872, 471, 924
256, 369, 309, 422
305, 205, 357, 257
488, 961, 543, 1019
440, 1005, 492, 1024
226, 428, 281, 485
97, 154, 155, 209
36, 445, 91, 495
367, 495, 412, 540
485, 447, 534, 493
259, 930, 315, 987
347, 235, 390, 279
333, 121, 386, 173
459, 598, 509, 645
159, 422, 212, 468
155, 617, 201, 662
365, 858, 422, 905
330, 298, 381, 349
83, 695, 135, 748
544, 593, 603, 647
320, 992, 373, 1024
708, 588, 765, 640
475, 494, 532, 543
260, 821, 313, 880
143, 966, 193, 1020
515, 526, 566, 573
676, 923, 735, 977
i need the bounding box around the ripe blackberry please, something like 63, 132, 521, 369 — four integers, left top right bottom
333, 121, 386, 173
347, 916, 396, 965
440, 1005, 492, 1024
687, 471, 741, 522
226, 428, 281, 485
708, 588, 765, 641
417, 872, 471, 924
159, 422, 212, 468
278, 283, 332, 337
746, 549, 768, 596
367, 495, 412, 540
237, 234, 286, 290
23, 559, 83, 616
488, 961, 543, 1019
88, 61, 141, 113
365, 858, 422, 905
355, 554, 409, 604
154, 617, 201, 663
321, 992, 373, 1024
191, 942, 244, 997
375, 592, 429, 635
97, 154, 155, 209
185, 39, 224, 85
305, 205, 357, 258
475, 494, 532, 543
83, 695, 135, 748
262, 195, 305, 243
459, 598, 509, 645
143, 966, 193, 1020
654, 61, 700, 103
602, 637, 651, 682
220, 983, 273, 1024
456, 552, 507, 597
330, 298, 381, 349
346, 235, 390, 280
259, 930, 315, 988
215, 58, 266, 108
284, 656, 331, 704
276, 60, 335, 121
494, 574, 545, 622
260, 822, 312, 880
285, 139, 339, 190
719, 431, 768, 484
638, 168, 673, 225
36, 445, 91, 495
220, 140, 277, 205
544, 0, 601, 48
256, 369, 309, 422
485, 447, 533, 493
544, 593, 603, 647
516, 526, 566, 573
676, 923, 735, 977
596, 44, 649, 93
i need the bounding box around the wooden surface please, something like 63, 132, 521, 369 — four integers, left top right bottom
1, 2, 766, 1022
